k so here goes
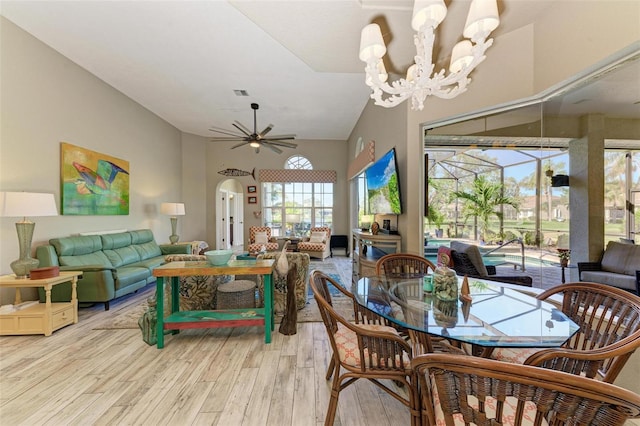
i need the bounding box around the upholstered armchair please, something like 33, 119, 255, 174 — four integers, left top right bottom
297, 226, 331, 260
247, 226, 279, 253
160, 254, 234, 312
256, 251, 310, 315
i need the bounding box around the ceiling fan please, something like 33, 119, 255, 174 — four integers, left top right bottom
209, 103, 297, 154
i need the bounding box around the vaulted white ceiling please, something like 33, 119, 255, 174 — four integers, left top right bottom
2, 0, 633, 144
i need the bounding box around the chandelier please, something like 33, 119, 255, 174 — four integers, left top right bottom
359, 0, 499, 110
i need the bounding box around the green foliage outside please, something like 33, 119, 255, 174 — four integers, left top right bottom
453, 175, 519, 241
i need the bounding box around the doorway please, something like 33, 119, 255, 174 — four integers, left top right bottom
216, 179, 244, 250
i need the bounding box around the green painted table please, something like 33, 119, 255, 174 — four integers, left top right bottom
152, 259, 275, 348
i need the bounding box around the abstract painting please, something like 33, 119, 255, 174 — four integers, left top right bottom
61, 142, 130, 215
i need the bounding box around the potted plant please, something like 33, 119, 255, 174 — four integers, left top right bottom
557, 248, 571, 267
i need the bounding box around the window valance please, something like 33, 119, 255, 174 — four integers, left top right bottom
259, 169, 336, 183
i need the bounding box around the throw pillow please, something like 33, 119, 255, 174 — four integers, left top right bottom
437, 246, 453, 267
309, 231, 326, 243
254, 232, 268, 244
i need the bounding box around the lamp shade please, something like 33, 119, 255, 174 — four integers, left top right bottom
449, 40, 473, 73
412, 0, 447, 31
359, 24, 386, 62
463, 0, 499, 39
0, 192, 58, 218
160, 202, 185, 216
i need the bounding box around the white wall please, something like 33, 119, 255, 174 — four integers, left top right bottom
0, 17, 183, 303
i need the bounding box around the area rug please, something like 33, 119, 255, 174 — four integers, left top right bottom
94, 272, 353, 330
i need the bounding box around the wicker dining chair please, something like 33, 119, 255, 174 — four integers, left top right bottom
310, 271, 420, 426
310, 270, 394, 381
375, 253, 464, 355
492, 281, 640, 383
375, 253, 436, 278
412, 353, 640, 426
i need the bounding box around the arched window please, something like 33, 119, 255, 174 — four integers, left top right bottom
285, 155, 312, 170
262, 155, 333, 238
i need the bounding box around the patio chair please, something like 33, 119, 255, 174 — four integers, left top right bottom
310, 271, 420, 426
449, 241, 533, 286
412, 353, 640, 426
492, 281, 640, 383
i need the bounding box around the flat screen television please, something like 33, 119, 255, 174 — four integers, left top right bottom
366, 148, 403, 214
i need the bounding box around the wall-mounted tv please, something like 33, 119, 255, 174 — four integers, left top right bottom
366, 148, 403, 214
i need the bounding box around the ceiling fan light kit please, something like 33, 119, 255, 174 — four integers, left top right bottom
209, 103, 297, 154
360, 0, 499, 111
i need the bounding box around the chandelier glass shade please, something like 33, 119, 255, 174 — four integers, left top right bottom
359, 0, 499, 110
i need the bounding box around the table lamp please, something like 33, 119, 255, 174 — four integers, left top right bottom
0, 192, 58, 278
160, 202, 185, 244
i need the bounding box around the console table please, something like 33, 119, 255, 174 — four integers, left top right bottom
352, 229, 401, 281
152, 259, 275, 348
0, 271, 81, 336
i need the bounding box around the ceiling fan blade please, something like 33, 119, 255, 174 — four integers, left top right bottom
265, 140, 298, 148
263, 134, 296, 140
210, 137, 246, 143
259, 124, 274, 137
265, 144, 283, 154
233, 121, 252, 136
209, 127, 245, 138
231, 142, 249, 149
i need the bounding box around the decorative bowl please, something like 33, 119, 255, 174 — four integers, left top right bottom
204, 249, 233, 266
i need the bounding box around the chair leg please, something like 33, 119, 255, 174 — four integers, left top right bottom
325, 357, 335, 380
325, 370, 341, 425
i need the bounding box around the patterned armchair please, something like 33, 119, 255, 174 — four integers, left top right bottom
256, 251, 310, 315
247, 226, 279, 253
297, 226, 331, 260
159, 254, 234, 312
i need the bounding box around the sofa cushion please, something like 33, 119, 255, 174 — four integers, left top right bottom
101, 232, 133, 250
130, 229, 154, 244
601, 241, 630, 274
104, 246, 141, 268
115, 266, 149, 289
133, 241, 162, 260
581, 271, 637, 292
624, 244, 640, 276
59, 250, 112, 267
52, 235, 103, 256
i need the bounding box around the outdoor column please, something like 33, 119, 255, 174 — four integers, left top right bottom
569, 114, 605, 281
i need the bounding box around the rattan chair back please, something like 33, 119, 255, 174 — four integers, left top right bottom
309, 270, 420, 426
527, 281, 640, 382
375, 253, 436, 278
412, 353, 640, 426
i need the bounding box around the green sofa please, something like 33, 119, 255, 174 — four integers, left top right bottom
35, 229, 190, 310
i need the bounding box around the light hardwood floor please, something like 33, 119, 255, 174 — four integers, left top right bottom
0, 256, 411, 426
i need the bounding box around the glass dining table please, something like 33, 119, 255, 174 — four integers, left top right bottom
353, 276, 579, 357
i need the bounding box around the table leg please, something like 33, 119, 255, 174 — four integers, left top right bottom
44, 284, 52, 336
156, 277, 165, 349
170, 276, 180, 335
561, 266, 566, 284
263, 273, 273, 343
71, 276, 78, 323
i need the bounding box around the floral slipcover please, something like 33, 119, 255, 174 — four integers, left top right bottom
256, 252, 310, 314
159, 254, 234, 312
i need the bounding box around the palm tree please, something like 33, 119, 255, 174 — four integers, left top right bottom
453, 175, 519, 241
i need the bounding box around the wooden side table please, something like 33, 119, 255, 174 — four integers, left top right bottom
0, 271, 81, 336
